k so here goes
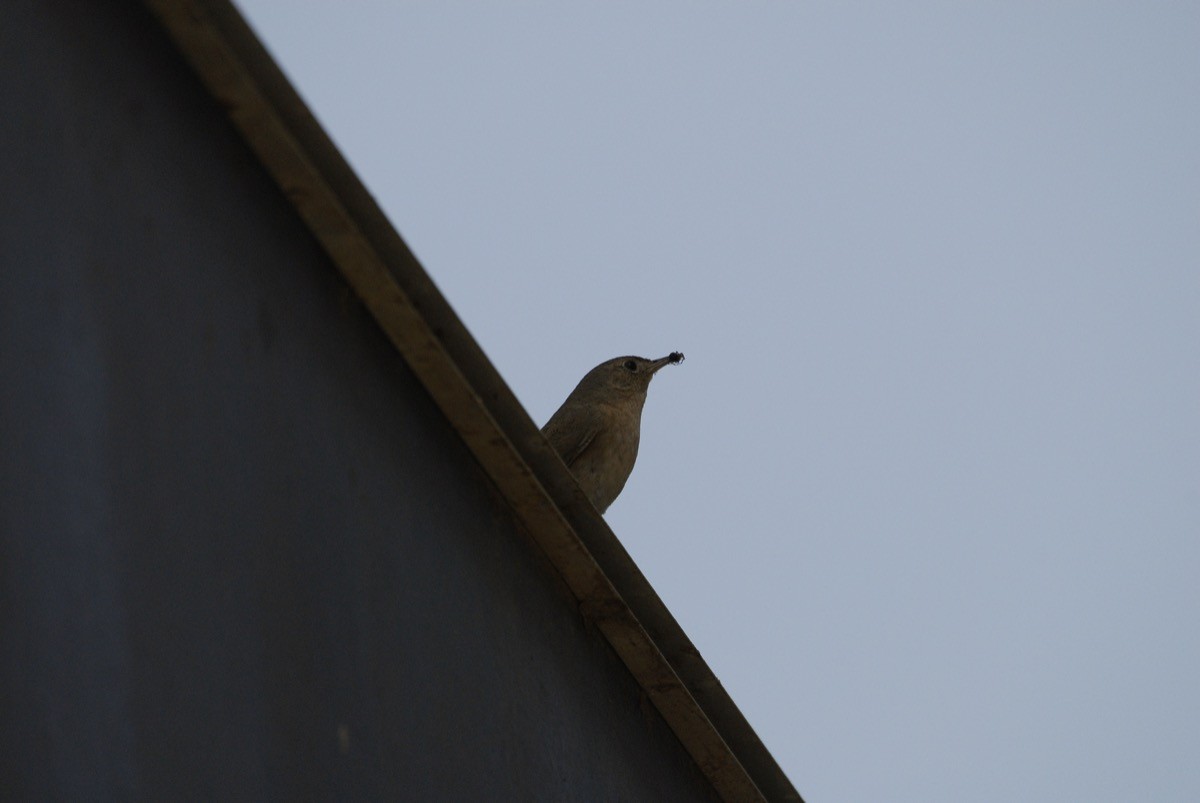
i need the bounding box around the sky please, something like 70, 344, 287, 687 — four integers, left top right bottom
233, 3, 1199, 800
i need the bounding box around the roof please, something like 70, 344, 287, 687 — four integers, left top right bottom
140, 2, 803, 800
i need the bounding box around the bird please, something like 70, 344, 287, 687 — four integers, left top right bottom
542, 352, 684, 513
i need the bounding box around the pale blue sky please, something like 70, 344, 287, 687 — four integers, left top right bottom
234, 3, 1199, 800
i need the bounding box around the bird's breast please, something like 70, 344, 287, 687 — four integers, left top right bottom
574, 406, 642, 512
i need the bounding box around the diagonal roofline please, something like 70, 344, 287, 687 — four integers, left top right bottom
141, 2, 803, 800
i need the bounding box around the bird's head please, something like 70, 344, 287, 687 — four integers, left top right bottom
576, 352, 684, 399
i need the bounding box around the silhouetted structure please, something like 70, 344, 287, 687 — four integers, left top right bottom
0, 2, 802, 800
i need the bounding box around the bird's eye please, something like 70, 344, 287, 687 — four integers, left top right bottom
623, 360, 638, 372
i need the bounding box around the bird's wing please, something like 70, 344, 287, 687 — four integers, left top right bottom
542, 405, 604, 468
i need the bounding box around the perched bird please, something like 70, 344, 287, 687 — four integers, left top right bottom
542, 352, 684, 513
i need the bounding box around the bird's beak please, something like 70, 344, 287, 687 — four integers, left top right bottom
648, 352, 685, 374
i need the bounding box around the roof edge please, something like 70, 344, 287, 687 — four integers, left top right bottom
141, 2, 802, 800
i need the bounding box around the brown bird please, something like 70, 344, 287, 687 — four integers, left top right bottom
542, 352, 684, 513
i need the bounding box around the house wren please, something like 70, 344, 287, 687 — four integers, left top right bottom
542, 352, 684, 513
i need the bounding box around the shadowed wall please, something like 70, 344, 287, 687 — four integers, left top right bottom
0, 2, 720, 799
